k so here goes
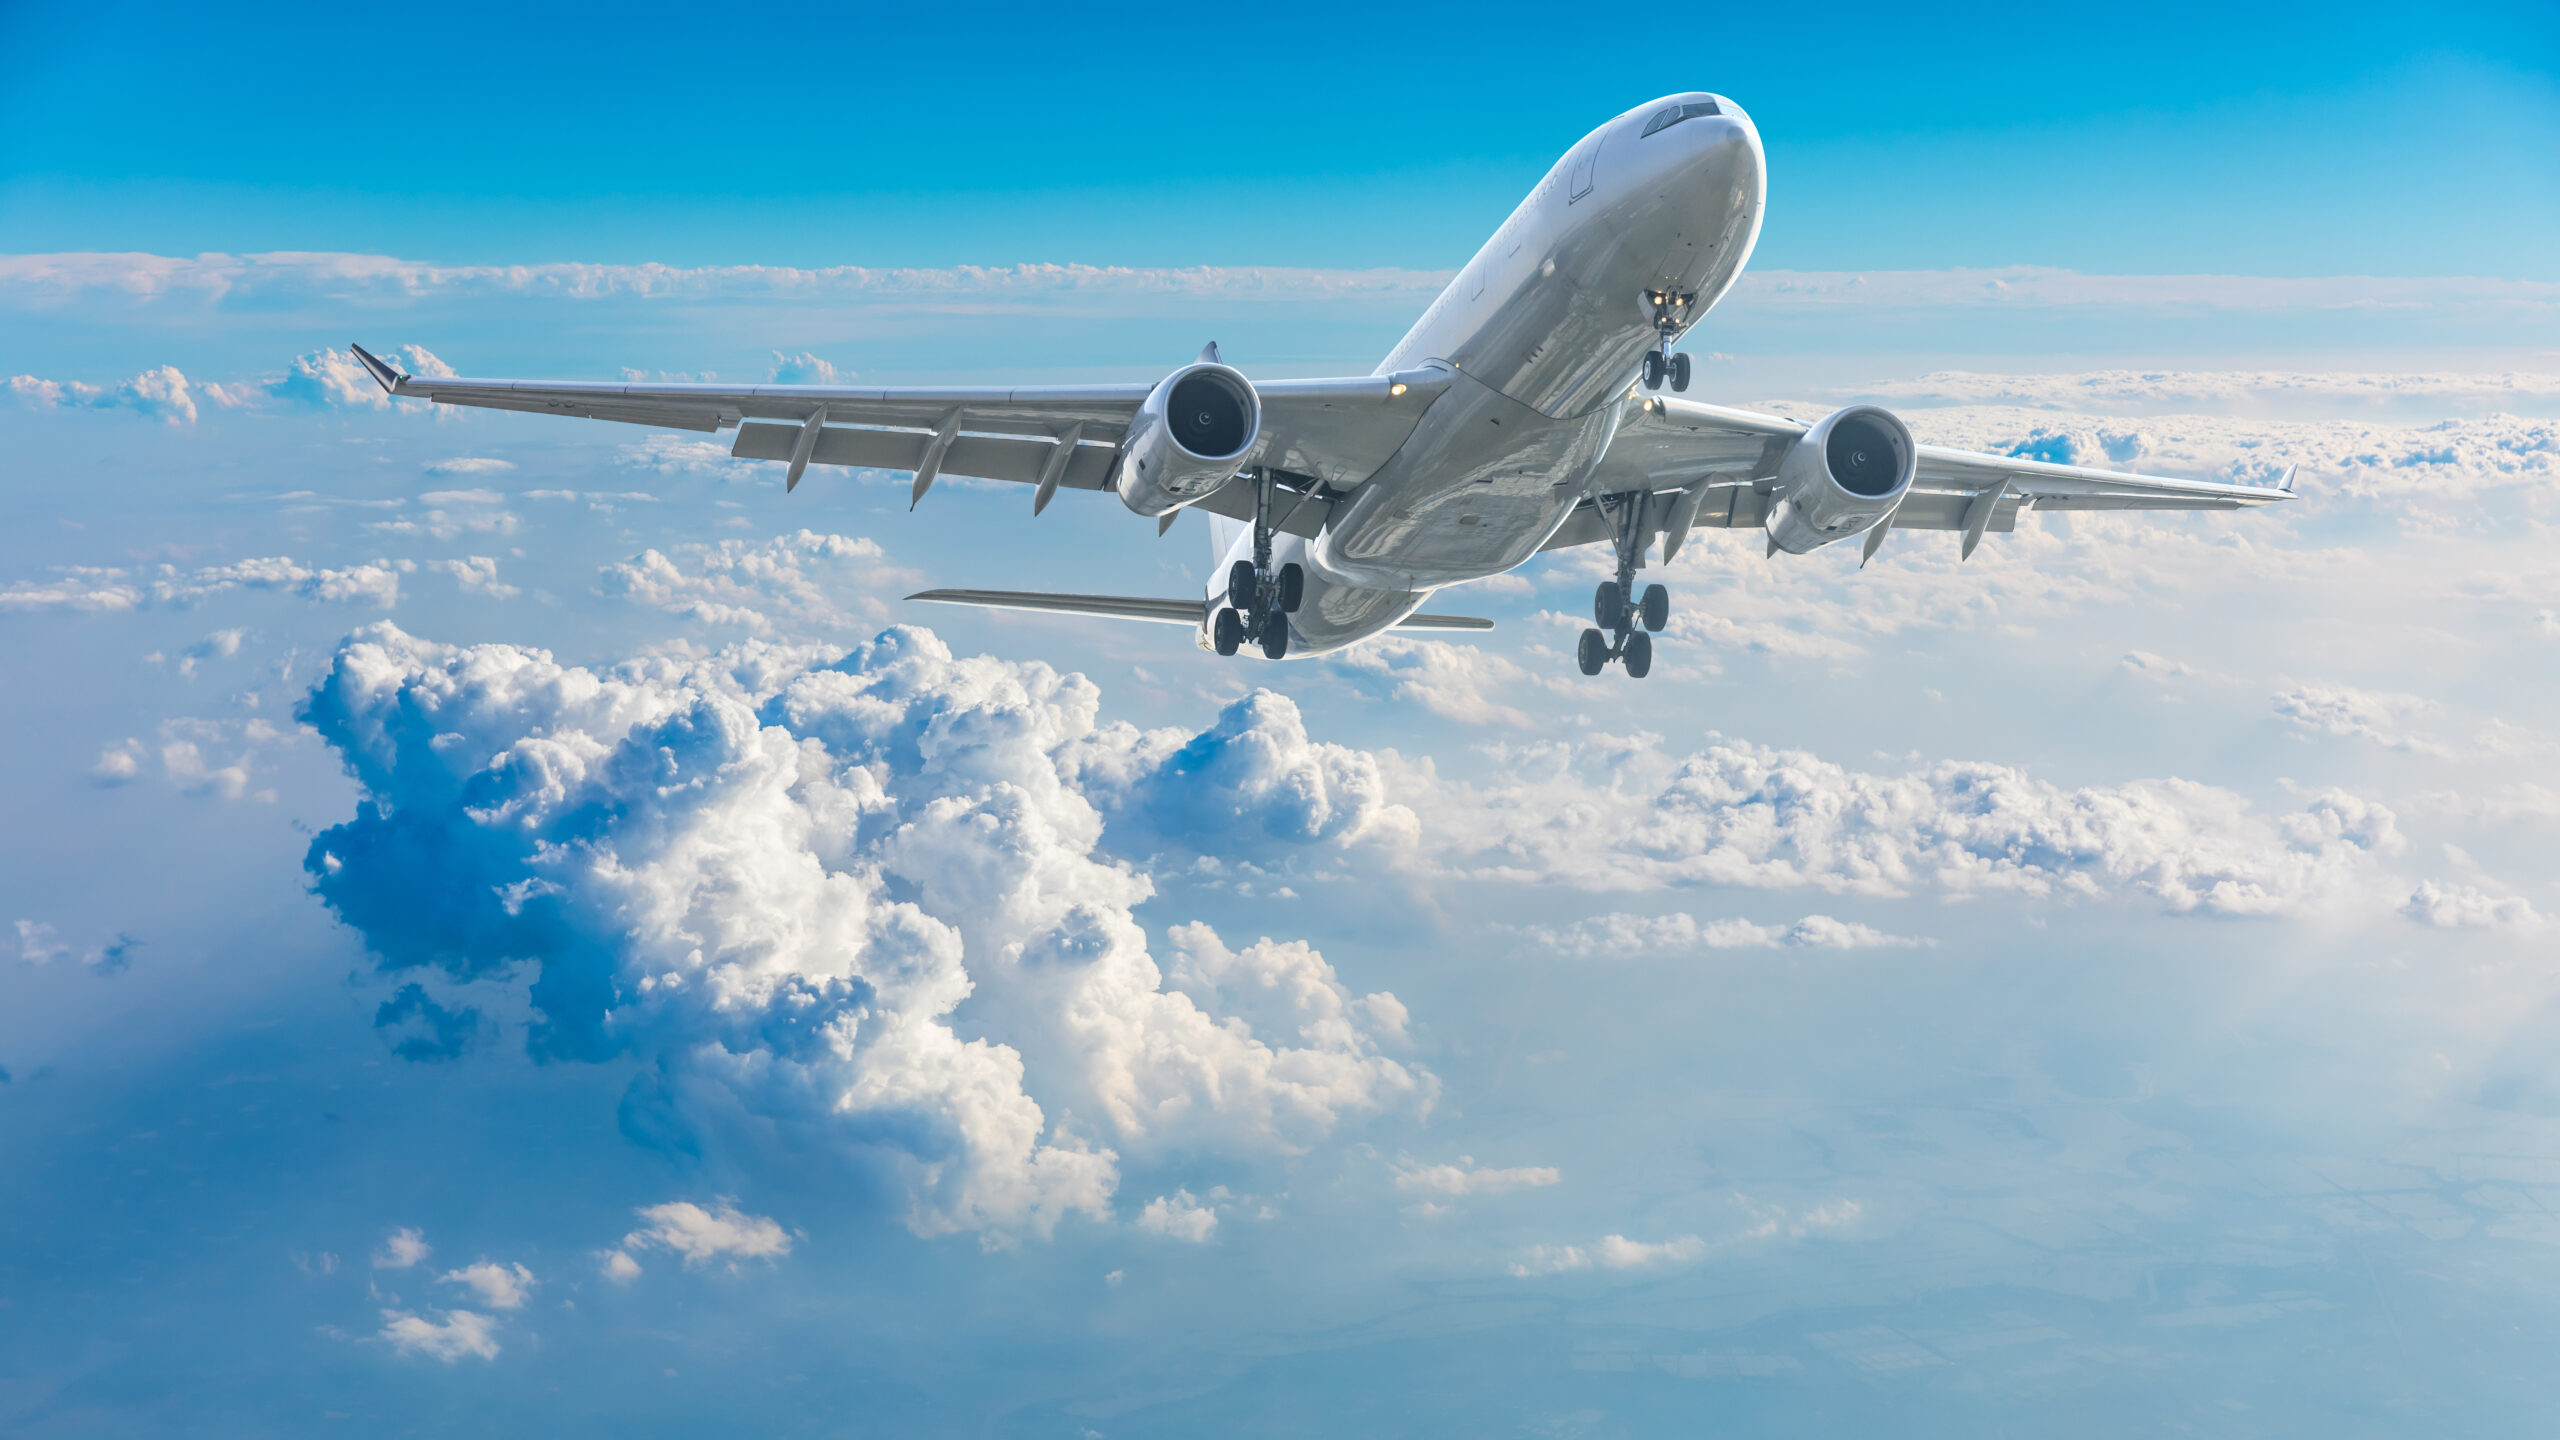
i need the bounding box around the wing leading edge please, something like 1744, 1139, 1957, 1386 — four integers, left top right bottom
1559, 392, 2294, 554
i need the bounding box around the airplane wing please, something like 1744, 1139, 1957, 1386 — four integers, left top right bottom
1555, 393, 2294, 554
348, 343, 1453, 537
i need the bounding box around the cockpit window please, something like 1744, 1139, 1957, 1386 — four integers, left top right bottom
1640, 100, 1723, 137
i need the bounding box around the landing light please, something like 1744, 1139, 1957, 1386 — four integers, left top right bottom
1389, 381, 1408, 397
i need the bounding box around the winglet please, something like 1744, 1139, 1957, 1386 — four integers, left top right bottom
349, 343, 406, 395
2278, 464, 2298, 494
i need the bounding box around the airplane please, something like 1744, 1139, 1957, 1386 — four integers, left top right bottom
350, 91, 2293, 679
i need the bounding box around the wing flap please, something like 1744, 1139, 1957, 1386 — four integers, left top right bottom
730, 422, 1121, 490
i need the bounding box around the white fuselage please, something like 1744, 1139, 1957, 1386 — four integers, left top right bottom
1204, 92, 1767, 654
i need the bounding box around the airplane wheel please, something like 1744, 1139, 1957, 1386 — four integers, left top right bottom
1622, 629, 1653, 678
1576, 628, 1608, 676
1640, 583, 1669, 632
1212, 608, 1243, 656
1593, 580, 1625, 630
1259, 608, 1290, 660
1227, 560, 1259, 613
1641, 351, 1665, 390
1670, 352, 1693, 392
1278, 563, 1304, 614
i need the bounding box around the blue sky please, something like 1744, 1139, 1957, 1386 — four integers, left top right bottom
5, 4, 2560, 1435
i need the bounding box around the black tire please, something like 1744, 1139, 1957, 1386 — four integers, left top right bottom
1622, 629, 1652, 678
1278, 563, 1304, 614
1227, 560, 1259, 613
1212, 608, 1243, 656
1670, 352, 1693, 392
1641, 351, 1665, 390
1640, 583, 1669, 632
1593, 580, 1624, 630
1576, 628, 1608, 676
1259, 608, 1290, 660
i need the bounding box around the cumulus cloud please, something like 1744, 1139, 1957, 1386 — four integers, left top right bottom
90, 739, 145, 785
1400, 734, 2404, 916
597, 530, 885, 631
623, 1200, 791, 1268
614, 434, 761, 479
1847, 368, 2560, 417
1327, 636, 1554, 727
424, 457, 515, 476
378, 1308, 501, 1362
1, 556, 406, 613
1525, 911, 1928, 957
1135, 1189, 1220, 1242
2274, 683, 2446, 753
441, 1261, 535, 1310
598, 1249, 643, 1282
2401, 882, 2543, 931
374, 1227, 431, 1269
768, 351, 851, 385
430, 556, 519, 598
8, 365, 201, 423
299, 625, 1428, 1240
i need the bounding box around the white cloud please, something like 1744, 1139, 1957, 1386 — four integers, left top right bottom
2401, 882, 2543, 932
15, 919, 69, 964
364, 507, 520, 542
1525, 911, 1928, 958
623, 1200, 791, 1268
2274, 683, 2446, 754
378, 1308, 501, 1363
1844, 368, 2560, 417
596, 530, 886, 632
423, 457, 515, 476
8, 365, 200, 423
374, 1227, 430, 1269
1399, 734, 2405, 917
90, 739, 145, 785
1509, 1234, 1707, 1276
0, 251, 1454, 309
598, 1249, 643, 1283
2, 556, 406, 612
1393, 1155, 1561, 1197
440, 1261, 535, 1310
614, 433, 761, 480
301, 626, 1431, 1240
1135, 1189, 1219, 1242
430, 557, 519, 598
1327, 636, 1557, 727
768, 351, 851, 385
417, 487, 506, 506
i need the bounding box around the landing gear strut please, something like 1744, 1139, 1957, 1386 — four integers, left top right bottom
1576, 489, 1670, 679
1639, 287, 1696, 393
1212, 467, 1303, 661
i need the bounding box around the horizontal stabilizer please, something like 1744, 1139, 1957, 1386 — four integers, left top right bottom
907, 589, 1203, 625
906, 589, 1494, 633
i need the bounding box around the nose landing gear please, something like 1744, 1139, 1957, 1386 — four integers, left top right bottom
1639, 288, 1697, 393
1211, 468, 1305, 660
1576, 490, 1671, 679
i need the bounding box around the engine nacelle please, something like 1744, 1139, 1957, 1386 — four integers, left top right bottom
1763, 405, 1917, 555
1115, 362, 1262, 517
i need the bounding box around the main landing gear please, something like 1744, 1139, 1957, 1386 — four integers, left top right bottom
1210, 468, 1303, 660
1577, 489, 1669, 679
1639, 287, 1696, 393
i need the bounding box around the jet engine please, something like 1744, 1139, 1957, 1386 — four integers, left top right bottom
1762, 405, 1917, 555
1116, 361, 1262, 517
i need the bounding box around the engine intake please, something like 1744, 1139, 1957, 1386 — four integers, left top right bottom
1764, 405, 1916, 554
1117, 362, 1262, 517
